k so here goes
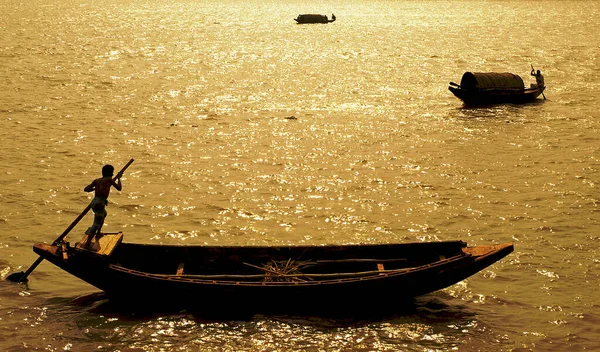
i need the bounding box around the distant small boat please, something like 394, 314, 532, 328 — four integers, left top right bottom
32, 232, 513, 314
295, 13, 336, 24
449, 72, 545, 105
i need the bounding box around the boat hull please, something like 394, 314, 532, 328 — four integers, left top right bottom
449, 85, 545, 105
33, 235, 513, 313
294, 14, 335, 24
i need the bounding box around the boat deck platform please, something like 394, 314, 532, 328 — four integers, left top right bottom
74, 232, 123, 256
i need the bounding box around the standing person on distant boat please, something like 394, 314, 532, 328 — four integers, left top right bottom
531, 68, 545, 88
84, 164, 122, 240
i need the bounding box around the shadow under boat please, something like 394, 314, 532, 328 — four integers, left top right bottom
66, 290, 477, 326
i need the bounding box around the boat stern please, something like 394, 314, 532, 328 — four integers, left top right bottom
31, 233, 125, 291
33, 243, 67, 265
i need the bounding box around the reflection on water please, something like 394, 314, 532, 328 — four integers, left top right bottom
0, 272, 501, 351
42, 292, 483, 351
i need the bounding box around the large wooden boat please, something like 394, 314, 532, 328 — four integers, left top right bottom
32, 233, 513, 313
449, 72, 545, 105
294, 13, 336, 24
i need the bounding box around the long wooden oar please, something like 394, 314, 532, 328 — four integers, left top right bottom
6, 159, 134, 283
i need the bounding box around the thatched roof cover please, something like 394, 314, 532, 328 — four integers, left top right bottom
295, 14, 329, 23
298, 14, 326, 20
460, 72, 524, 90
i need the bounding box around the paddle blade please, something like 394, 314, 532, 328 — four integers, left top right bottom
6, 271, 28, 283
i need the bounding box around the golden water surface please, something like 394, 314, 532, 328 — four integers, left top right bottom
1, 0, 599, 351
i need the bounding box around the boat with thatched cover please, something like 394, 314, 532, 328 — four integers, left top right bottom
31, 232, 513, 313
449, 72, 545, 105
294, 13, 336, 24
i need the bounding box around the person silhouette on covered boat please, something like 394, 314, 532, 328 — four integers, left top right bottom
84, 164, 122, 241
531, 69, 545, 88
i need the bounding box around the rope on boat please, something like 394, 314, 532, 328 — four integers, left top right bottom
107, 253, 469, 282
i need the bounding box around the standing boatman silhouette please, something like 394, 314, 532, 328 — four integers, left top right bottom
83, 164, 123, 245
